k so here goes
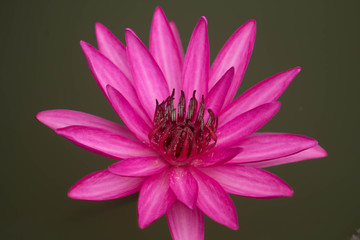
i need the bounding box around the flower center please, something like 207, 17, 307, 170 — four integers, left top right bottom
149, 90, 218, 165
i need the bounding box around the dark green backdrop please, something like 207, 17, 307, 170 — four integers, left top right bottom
1, 0, 359, 239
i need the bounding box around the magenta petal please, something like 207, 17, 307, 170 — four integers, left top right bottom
182, 17, 209, 104
150, 7, 182, 101
138, 170, 176, 228
191, 147, 242, 167
56, 126, 157, 160
227, 133, 318, 164
125, 28, 170, 119
205, 67, 234, 116
216, 102, 281, 149
221, 67, 301, 122
108, 156, 169, 177
200, 165, 293, 198
209, 20, 256, 108
169, 167, 198, 209
80, 41, 151, 125
107, 86, 152, 143
169, 21, 184, 61
244, 145, 327, 168
190, 168, 238, 230
36, 109, 136, 140
95, 23, 132, 82
68, 169, 145, 201
166, 201, 204, 240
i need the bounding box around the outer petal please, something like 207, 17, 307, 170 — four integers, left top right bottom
166, 201, 204, 240
138, 170, 176, 229
191, 147, 242, 167
169, 21, 184, 61
209, 20, 256, 108
68, 169, 145, 201
56, 126, 157, 160
95, 23, 132, 82
244, 145, 327, 168
227, 133, 318, 164
107, 86, 152, 143
200, 165, 293, 198
36, 109, 136, 140
150, 7, 182, 101
205, 67, 234, 116
182, 17, 209, 104
215, 102, 281, 149
125, 28, 169, 119
190, 168, 238, 230
108, 156, 169, 177
169, 167, 198, 209
221, 67, 301, 122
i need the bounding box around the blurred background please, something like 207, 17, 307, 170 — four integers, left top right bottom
1, 0, 359, 239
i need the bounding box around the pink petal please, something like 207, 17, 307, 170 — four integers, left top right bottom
215, 102, 281, 149
125, 28, 170, 119
150, 7, 182, 101
169, 167, 198, 209
190, 168, 238, 230
221, 67, 301, 123
108, 156, 169, 177
68, 169, 145, 201
200, 165, 293, 198
227, 133, 318, 164
205, 67, 234, 116
191, 147, 242, 167
182, 17, 209, 104
138, 170, 176, 228
107, 86, 152, 143
169, 21, 184, 61
36, 109, 136, 141
209, 20, 256, 108
95, 23, 132, 82
56, 126, 157, 160
166, 201, 204, 240
244, 145, 327, 168
80, 41, 151, 125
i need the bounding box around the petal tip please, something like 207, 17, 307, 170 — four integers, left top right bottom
200, 16, 208, 25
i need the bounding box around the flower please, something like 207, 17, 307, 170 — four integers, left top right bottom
36, 6, 327, 240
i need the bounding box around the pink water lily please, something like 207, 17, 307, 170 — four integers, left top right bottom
36, 7, 327, 240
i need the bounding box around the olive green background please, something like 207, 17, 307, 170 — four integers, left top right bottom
1, 0, 359, 239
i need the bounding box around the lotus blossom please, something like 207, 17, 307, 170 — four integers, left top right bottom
36, 6, 327, 240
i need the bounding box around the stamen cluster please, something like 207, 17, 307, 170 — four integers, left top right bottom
149, 90, 218, 164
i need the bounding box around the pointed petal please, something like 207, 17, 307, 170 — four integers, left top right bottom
169, 167, 198, 209
227, 133, 318, 164
138, 170, 176, 228
109, 156, 169, 177
36, 109, 136, 140
107, 86, 152, 143
209, 20, 256, 107
56, 126, 157, 160
216, 102, 281, 149
200, 165, 293, 198
190, 168, 238, 230
125, 28, 169, 119
182, 17, 209, 104
205, 67, 234, 116
68, 169, 145, 201
243, 145, 327, 168
166, 201, 204, 240
169, 21, 184, 61
95, 23, 132, 81
221, 67, 301, 122
150, 7, 182, 100
191, 147, 242, 167
80, 41, 151, 125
